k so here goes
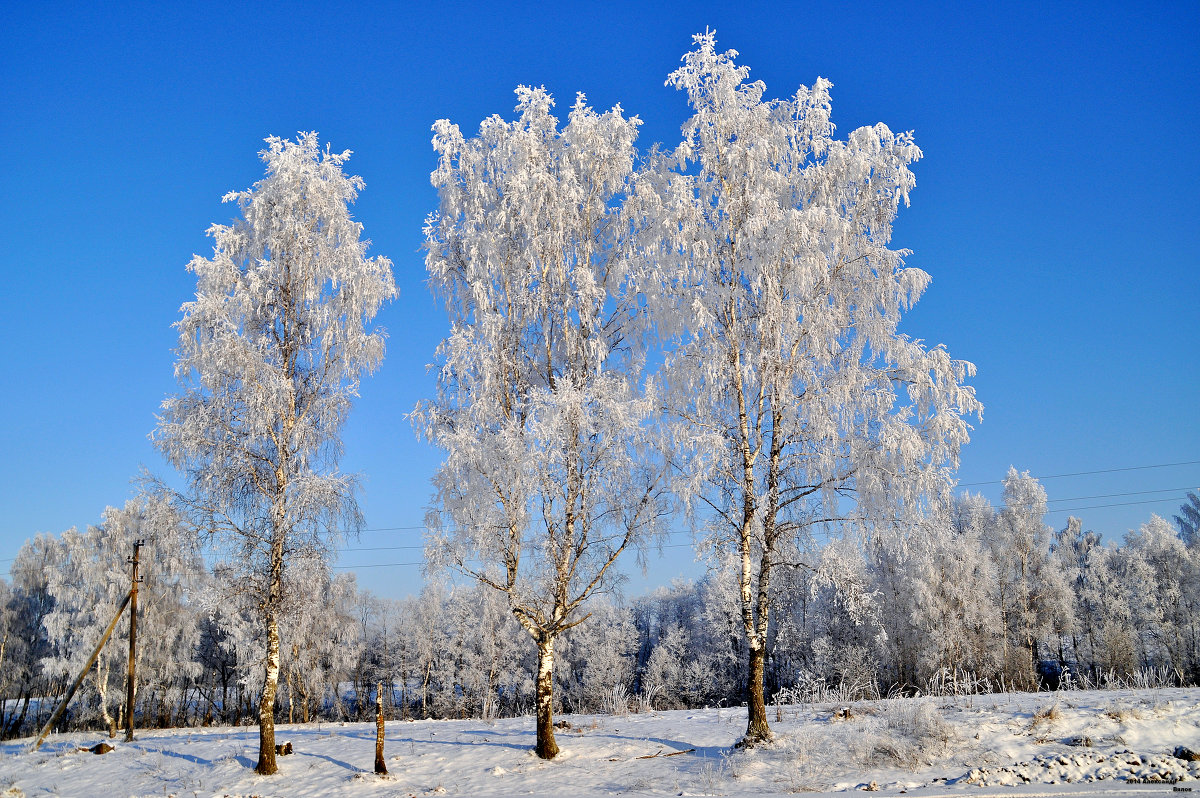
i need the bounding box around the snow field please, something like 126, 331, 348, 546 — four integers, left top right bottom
2, 687, 1199, 797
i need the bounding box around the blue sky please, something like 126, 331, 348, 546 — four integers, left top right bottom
1, 0, 1197, 597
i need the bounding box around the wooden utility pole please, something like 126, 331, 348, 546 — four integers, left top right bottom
125, 539, 144, 742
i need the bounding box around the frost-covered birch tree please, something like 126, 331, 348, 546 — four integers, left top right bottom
418, 88, 666, 759
641, 32, 981, 744
1176, 492, 1200, 546
153, 133, 394, 774
1122, 515, 1198, 679
42, 498, 199, 737
1, 534, 63, 739
984, 468, 1073, 688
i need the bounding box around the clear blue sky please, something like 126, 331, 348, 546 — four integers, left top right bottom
2, 0, 1197, 598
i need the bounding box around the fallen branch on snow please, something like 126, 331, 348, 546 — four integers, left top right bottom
635, 748, 695, 760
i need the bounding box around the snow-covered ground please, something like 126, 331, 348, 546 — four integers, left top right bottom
3, 688, 1200, 797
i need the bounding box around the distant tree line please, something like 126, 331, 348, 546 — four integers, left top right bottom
3, 470, 1197, 741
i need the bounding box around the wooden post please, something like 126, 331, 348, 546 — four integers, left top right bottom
125, 539, 143, 742
374, 681, 387, 775
31, 590, 132, 751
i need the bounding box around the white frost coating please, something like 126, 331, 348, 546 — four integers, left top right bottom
631, 31, 983, 739
39, 497, 202, 737
417, 87, 667, 757
152, 132, 395, 770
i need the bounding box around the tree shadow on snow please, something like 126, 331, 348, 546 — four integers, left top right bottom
402, 733, 529, 753
295, 750, 358, 771
152, 747, 217, 767
609, 734, 727, 760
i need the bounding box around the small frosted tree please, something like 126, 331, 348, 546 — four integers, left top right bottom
154, 133, 394, 774
1, 534, 64, 739
279, 562, 361, 724
40, 524, 120, 735
1176, 491, 1200, 546
41, 497, 199, 737
642, 32, 981, 744
1122, 515, 1198, 679
984, 468, 1073, 688
418, 87, 665, 759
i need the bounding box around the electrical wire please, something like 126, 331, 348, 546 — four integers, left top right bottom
6, 465, 1198, 567
958, 459, 1200, 487
331, 542, 699, 570
1046, 486, 1198, 503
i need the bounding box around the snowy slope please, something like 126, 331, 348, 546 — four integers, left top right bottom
3, 688, 1199, 797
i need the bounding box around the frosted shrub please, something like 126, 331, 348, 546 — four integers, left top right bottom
633, 684, 661, 714
924, 668, 992, 697
1128, 666, 1177, 690
884, 701, 955, 748
694, 757, 727, 796
855, 700, 956, 769
773, 672, 877, 706
603, 684, 630, 716
1072, 667, 1177, 691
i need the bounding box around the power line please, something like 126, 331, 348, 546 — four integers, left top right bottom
337, 488, 1196, 552
333, 542, 699, 570
9, 472, 1197, 567
1047, 486, 1198, 503
341, 544, 424, 552
1045, 497, 1189, 514
334, 561, 423, 569
959, 460, 1200, 487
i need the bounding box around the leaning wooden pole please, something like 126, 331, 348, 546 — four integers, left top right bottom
125, 539, 143, 742
31, 590, 132, 751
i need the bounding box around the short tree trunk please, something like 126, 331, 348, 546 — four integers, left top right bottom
299, 679, 310, 725
96, 661, 117, 739
741, 641, 772, 746
255, 609, 281, 775
286, 666, 295, 725
374, 681, 387, 775
534, 635, 559, 760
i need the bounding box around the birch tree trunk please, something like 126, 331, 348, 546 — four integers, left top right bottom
745, 639, 770, 742
374, 681, 387, 775
534, 633, 559, 760
286, 665, 295, 725
255, 536, 285, 775
256, 605, 281, 774
96, 659, 117, 738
